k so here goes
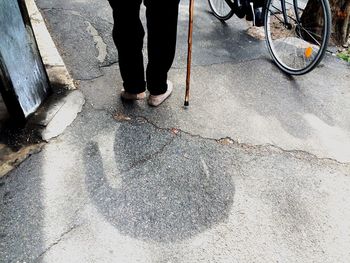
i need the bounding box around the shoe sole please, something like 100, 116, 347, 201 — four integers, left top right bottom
120, 90, 146, 101
148, 81, 173, 107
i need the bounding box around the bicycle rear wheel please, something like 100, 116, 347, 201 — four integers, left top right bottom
208, 0, 234, 21
265, 0, 331, 75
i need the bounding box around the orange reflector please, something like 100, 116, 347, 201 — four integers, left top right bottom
305, 47, 313, 58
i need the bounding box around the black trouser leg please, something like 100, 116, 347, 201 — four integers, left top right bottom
144, 0, 180, 95
109, 0, 146, 94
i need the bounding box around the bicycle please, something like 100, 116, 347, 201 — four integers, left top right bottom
208, 0, 332, 75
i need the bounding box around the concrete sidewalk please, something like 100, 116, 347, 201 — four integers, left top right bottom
0, 0, 350, 262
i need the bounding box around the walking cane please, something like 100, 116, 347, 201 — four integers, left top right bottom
184, 0, 195, 107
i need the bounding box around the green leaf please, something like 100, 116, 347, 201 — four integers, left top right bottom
337, 51, 350, 63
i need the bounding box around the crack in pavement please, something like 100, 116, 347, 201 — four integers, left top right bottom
111, 114, 350, 167
76, 61, 118, 81
100, 61, 118, 68
72, 101, 350, 168
39, 7, 116, 81
120, 135, 177, 174
171, 56, 266, 70
75, 73, 105, 82
86, 21, 108, 64
35, 223, 82, 261
40, 7, 85, 20
40, 7, 114, 26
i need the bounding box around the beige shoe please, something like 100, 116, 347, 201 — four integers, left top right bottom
121, 90, 146, 100
148, 81, 173, 107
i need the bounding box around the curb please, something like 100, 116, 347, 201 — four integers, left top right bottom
25, 0, 76, 90
0, 0, 85, 178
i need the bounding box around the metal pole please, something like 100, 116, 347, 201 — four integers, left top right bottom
184, 0, 194, 107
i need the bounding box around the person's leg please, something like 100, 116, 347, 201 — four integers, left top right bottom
144, 0, 180, 96
109, 0, 146, 94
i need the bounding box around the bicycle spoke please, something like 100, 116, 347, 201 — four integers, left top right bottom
298, 26, 322, 46
284, 0, 305, 11
268, 4, 299, 24
301, 27, 323, 39
269, 9, 285, 24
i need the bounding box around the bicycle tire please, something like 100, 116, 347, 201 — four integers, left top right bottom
208, 0, 234, 21
264, 0, 331, 75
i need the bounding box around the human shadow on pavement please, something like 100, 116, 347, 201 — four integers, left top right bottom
83, 120, 235, 243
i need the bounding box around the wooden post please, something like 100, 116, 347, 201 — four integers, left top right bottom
184, 0, 195, 107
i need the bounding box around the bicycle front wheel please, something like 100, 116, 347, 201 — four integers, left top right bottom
208, 0, 234, 21
265, 0, 331, 75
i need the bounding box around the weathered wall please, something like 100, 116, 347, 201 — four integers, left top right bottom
0, 0, 50, 119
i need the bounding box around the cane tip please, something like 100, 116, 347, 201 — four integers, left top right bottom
184, 101, 189, 107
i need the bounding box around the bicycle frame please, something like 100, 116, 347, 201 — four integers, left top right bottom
224, 0, 235, 10
222, 0, 302, 27
280, 0, 302, 28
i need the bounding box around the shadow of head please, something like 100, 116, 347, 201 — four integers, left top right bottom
83, 121, 235, 243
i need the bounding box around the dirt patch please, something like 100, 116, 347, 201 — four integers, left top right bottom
336, 38, 350, 62
247, 25, 265, 40
0, 143, 45, 177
